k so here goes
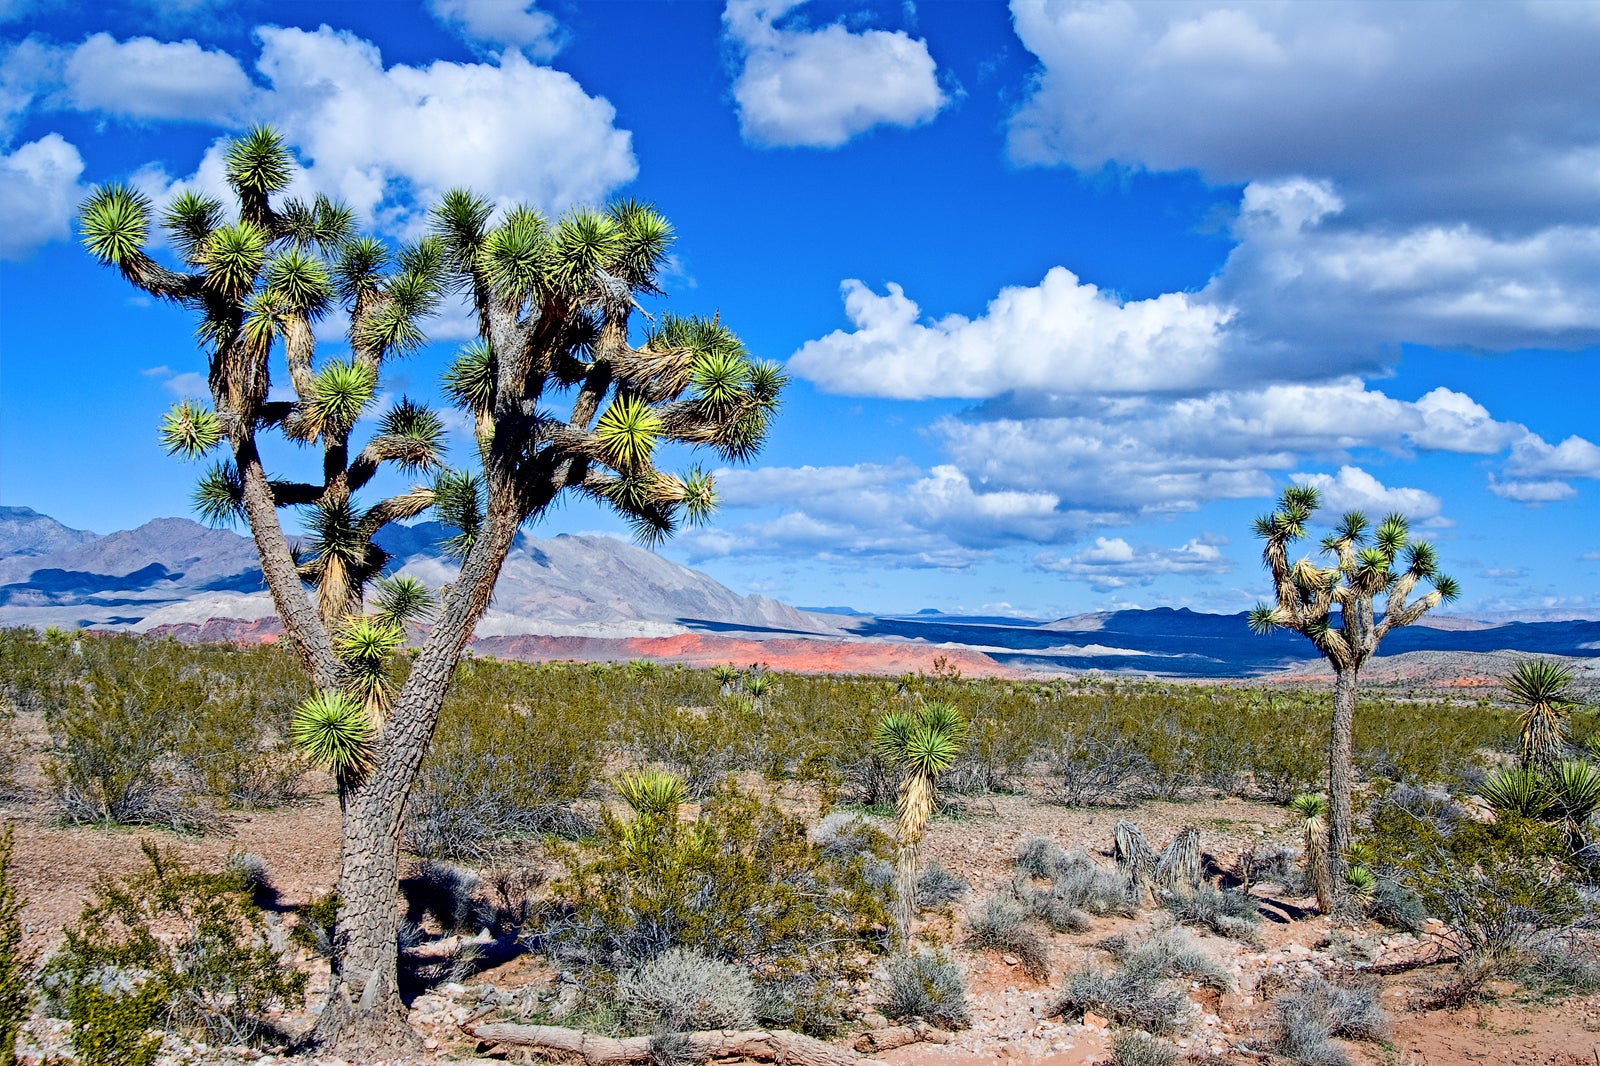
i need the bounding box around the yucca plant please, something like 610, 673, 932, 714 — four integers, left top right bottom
1289, 794, 1336, 914
1250, 489, 1458, 902
79, 127, 784, 1055
875, 701, 968, 941
1503, 660, 1577, 773
1478, 767, 1555, 820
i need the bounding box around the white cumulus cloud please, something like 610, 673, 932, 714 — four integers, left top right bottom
1035, 536, 1231, 591
724, 0, 947, 148
0, 132, 83, 259
63, 32, 254, 123
1006, 0, 1600, 227
1289, 466, 1443, 522
789, 268, 1233, 399
251, 26, 636, 226
427, 0, 563, 59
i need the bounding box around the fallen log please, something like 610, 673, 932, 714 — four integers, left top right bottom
462, 1020, 869, 1065
853, 1020, 952, 1053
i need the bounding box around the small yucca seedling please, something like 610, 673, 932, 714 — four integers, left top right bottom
291, 690, 375, 778
1477, 767, 1553, 819
617, 769, 686, 820
1289, 794, 1335, 914
1503, 659, 1577, 773
1345, 864, 1377, 904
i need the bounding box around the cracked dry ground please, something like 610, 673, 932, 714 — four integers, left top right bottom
6, 772, 1599, 1066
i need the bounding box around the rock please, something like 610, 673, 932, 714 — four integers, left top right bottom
1001, 953, 1020, 966
423, 1037, 440, 1050
1083, 1011, 1108, 1029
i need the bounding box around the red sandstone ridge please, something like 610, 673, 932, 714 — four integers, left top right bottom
142, 618, 1018, 678
148, 616, 285, 644
473, 632, 1019, 678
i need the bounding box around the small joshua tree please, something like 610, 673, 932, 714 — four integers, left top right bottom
1249, 486, 1458, 900
874, 701, 967, 941
79, 126, 782, 1054
1503, 659, 1577, 773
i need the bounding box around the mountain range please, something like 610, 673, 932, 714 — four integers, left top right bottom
2, 505, 1597, 680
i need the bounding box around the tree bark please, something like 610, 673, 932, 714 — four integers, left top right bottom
310, 505, 523, 1054
1326, 663, 1359, 901
462, 1021, 885, 1066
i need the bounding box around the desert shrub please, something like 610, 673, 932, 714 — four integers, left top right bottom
1014, 839, 1133, 923
634, 699, 761, 799
1111, 1031, 1178, 1066
42, 657, 211, 829
1163, 885, 1260, 944
401, 861, 496, 935
966, 894, 1050, 979
0, 824, 32, 1066
406, 660, 609, 859
1048, 720, 1149, 807
42, 842, 304, 1064
1519, 932, 1600, 994
875, 950, 970, 1029
224, 853, 279, 912
1271, 976, 1386, 1066
552, 781, 884, 1035
1235, 841, 1298, 891
0, 704, 20, 803
1054, 963, 1188, 1036
1368, 806, 1583, 968
915, 863, 968, 908
290, 890, 339, 958
1366, 875, 1427, 933
617, 948, 755, 1031
1118, 928, 1232, 991
1016, 837, 1071, 879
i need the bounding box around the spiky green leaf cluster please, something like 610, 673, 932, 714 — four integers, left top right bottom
1503, 659, 1576, 710
433, 470, 484, 561
308, 360, 376, 435
281, 195, 354, 252
679, 468, 718, 525
264, 249, 333, 318
159, 400, 222, 459
1289, 793, 1327, 820
617, 769, 686, 821
224, 125, 292, 196
203, 221, 267, 295
372, 574, 435, 626
875, 701, 968, 776
193, 461, 245, 526
442, 340, 494, 413
595, 395, 662, 470
290, 690, 374, 777
80, 184, 151, 266
376, 398, 444, 468
162, 190, 224, 266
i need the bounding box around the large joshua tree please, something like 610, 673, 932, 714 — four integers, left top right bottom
1248, 485, 1459, 903
78, 126, 783, 1053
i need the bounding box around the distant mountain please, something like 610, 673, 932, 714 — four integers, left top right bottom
4, 506, 1597, 681
0, 508, 838, 638
0, 506, 99, 559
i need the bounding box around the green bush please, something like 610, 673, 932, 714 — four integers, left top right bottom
617, 948, 755, 1031
1369, 807, 1583, 964
0, 824, 32, 1066
406, 658, 610, 858
42, 842, 305, 1063
552, 780, 885, 1035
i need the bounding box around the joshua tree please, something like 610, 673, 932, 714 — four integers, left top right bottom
1249, 485, 1458, 901
874, 700, 967, 941
1502, 659, 1577, 773
79, 126, 783, 1054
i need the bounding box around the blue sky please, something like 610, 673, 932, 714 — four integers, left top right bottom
2, 0, 1599, 619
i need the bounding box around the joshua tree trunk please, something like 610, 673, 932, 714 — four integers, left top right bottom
310, 508, 521, 1052
1326, 662, 1358, 894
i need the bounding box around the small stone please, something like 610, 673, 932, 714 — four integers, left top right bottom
1082, 1011, 1109, 1029
423, 1037, 440, 1050
1001, 953, 1020, 966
